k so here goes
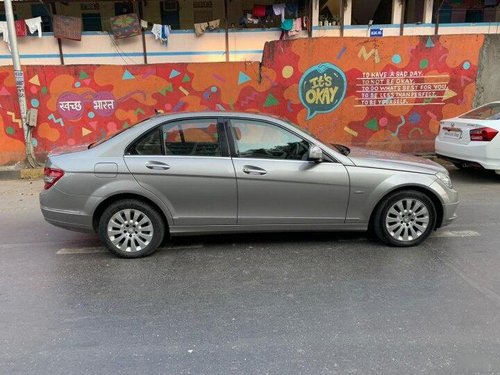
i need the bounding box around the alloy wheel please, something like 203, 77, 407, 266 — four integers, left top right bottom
107, 209, 154, 252
384, 198, 430, 242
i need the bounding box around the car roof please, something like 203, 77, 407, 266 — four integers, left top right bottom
152, 111, 288, 121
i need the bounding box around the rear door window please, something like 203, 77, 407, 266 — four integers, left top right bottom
128, 118, 226, 156
162, 119, 222, 157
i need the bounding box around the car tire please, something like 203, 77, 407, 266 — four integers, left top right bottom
98, 199, 165, 258
373, 190, 436, 247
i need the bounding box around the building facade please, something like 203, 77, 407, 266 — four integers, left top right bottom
1, 0, 499, 65
0, 0, 499, 165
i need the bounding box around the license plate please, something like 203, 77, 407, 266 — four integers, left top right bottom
443, 130, 461, 139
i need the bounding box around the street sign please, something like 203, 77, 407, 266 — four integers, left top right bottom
370, 28, 383, 37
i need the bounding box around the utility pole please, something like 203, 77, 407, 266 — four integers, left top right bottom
4, 0, 38, 167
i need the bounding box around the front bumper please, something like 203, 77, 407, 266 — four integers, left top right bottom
441, 201, 459, 227
428, 179, 459, 228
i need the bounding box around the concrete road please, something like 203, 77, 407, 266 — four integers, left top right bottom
1, 169, 500, 374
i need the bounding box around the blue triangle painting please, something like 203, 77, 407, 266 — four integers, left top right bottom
238, 71, 251, 85
426, 37, 435, 48
169, 69, 181, 79
122, 70, 135, 80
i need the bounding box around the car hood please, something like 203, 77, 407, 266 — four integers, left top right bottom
346, 147, 446, 174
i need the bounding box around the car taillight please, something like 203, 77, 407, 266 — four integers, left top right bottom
469, 127, 498, 142
44, 168, 64, 190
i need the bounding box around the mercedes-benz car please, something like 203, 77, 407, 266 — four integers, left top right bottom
40, 112, 458, 258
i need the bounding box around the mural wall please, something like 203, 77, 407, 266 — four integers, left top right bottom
0, 35, 484, 165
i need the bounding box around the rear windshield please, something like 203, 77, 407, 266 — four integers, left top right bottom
459, 103, 500, 120
88, 116, 154, 149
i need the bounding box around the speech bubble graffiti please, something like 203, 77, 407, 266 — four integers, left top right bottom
299, 63, 347, 120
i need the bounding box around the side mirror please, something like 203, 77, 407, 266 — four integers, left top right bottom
308, 145, 323, 163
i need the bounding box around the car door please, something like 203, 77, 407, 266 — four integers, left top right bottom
124, 117, 237, 226
226, 117, 350, 225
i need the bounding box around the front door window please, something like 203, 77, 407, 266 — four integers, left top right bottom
229, 119, 310, 161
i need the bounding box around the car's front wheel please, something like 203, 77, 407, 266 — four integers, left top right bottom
373, 190, 436, 247
98, 199, 165, 258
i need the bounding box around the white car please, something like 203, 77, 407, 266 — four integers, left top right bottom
435, 101, 500, 174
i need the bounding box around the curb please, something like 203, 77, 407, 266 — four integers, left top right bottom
0, 168, 44, 181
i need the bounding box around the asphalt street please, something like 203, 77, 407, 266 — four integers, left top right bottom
1, 168, 500, 374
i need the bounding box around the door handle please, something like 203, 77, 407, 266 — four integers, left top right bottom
243, 165, 267, 175
145, 161, 171, 170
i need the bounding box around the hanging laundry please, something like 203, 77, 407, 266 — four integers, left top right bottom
302, 16, 309, 29
25, 17, 43, 37
194, 19, 220, 37
160, 25, 170, 46
140, 19, 148, 29
281, 18, 294, 31
0, 22, 9, 44
151, 24, 162, 39
287, 18, 302, 37
252, 5, 266, 18
152, 24, 171, 46
110, 13, 141, 39
53, 15, 82, 41
15, 20, 27, 37
194, 22, 208, 36
208, 19, 220, 30
273, 4, 286, 22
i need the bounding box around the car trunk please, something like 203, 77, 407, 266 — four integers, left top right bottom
437, 118, 491, 145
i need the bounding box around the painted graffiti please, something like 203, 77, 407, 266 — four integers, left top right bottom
0, 35, 484, 165
299, 63, 347, 119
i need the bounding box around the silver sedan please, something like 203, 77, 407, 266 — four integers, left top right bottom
40, 112, 459, 258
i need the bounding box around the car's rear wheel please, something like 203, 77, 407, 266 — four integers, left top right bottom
373, 190, 436, 247
98, 199, 165, 258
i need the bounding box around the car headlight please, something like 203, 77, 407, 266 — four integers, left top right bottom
436, 171, 453, 189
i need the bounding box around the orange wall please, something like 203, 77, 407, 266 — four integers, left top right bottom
0, 35, 484, 165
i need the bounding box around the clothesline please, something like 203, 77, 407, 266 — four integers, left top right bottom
0, 17, 43, 49
0, 4, 303, 49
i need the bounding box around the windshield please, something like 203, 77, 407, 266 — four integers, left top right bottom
88, 116, 154, 149
459, 103, 500, 120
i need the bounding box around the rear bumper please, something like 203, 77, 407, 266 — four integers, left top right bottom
40, 187, 95, 233
435, 138, 500, 170
40, 206, 94, 233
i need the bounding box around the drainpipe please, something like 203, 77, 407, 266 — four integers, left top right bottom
435, 0, 443, 35
400, 0, 406, 36
224, 0, 229, 62
137, 0, 148, 64
340, 0, 345, 37
50, 2, 64, 65
4, 0, 38, 167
